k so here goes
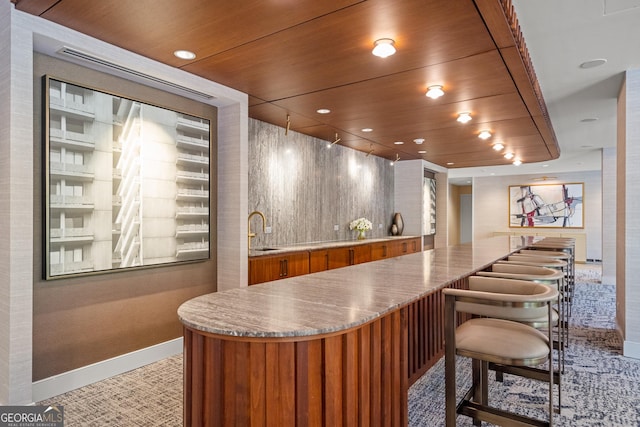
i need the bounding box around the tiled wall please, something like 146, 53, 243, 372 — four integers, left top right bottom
248, 119, 394, 248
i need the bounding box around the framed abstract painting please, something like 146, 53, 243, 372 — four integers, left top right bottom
508, 183, 583, 228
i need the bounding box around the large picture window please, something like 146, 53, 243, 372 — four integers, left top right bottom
43, 76, 211, 279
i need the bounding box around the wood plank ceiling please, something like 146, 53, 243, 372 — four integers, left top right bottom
14, 0, 560, 168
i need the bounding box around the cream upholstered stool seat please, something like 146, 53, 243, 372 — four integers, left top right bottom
519, 249, 571, 260
474, 264, 566, 407
459, 276, 560, 327
529, 239, 576, 294
520, 247, 576, 315
444, 281, 558, 426
476, 263, 566, 341
504, 254, 573, 316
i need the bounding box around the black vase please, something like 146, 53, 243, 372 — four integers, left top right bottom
393, 212, 404, 236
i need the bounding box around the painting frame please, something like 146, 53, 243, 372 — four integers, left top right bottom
508, 182, 584, 229
43, 75, 211, 280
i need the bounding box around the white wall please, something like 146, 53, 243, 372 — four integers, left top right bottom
472, 170, 602, 261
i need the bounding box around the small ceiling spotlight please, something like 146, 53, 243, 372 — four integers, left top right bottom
457, 112, 472, 124
504, 152, 515, 160
513, 158, 523, 166
579, 58, 607, 69
478, 130, 492, 140
418, 150, 426, 154
361, 128, 373, 132
316, 108, 331, 114
426, 85, 444, 99
173, 50, 196, 60
372, 38, 396, 58
492, 142, 504, 151
394, 141, 404, 145
413, 138, 425, 144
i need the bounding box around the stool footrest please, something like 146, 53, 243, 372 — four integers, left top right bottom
489, 362, 561, 384
459, 400, 550, 427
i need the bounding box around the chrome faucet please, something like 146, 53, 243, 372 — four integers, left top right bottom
248, 210, 267, 250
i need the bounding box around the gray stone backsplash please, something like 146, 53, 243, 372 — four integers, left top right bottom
248, 119, 394, 248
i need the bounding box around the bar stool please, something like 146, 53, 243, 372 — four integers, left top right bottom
476, 264, 565, 407
477, 264, 566, 361
517, 245, 575, 310
508, 253, 573, 317
497, 256, 571, 346
528, 241, 576, 310
444, 280, 558, 426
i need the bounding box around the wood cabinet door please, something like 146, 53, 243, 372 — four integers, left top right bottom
249, 252, 309, 285
328, 245, 371, 269
327, 246, 353, 269
370, 242, 391, 261
248, 255, 282, 285
351, 245, 372, 264
285, 252, 310, 278
390, 237, 422, 257
309, 249, 329, 273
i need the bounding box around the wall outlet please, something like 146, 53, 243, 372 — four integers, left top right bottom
334, 224, 340, 231
265, 226, 272, 234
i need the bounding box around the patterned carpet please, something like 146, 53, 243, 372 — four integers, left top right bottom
408, 264, 640, 426
39, 264, 640, 426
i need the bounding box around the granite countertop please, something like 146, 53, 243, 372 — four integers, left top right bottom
248, 235, 420, 257
178, 236, 532, 338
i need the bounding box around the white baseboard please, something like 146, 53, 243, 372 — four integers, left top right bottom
623, 339, 640, 360
32, 338, 183, 402
601, 274, 616, 286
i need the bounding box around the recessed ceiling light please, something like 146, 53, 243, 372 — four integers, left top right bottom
426, 85, 444, 99
580, 117, 599, 122
418, 150, 426, 154
513, 158, 522, 166
413, 138, 425, 144
492, 142, 504, 151
457, 112, 472, 123
316, 108, 331, 114
174, 50, 196, 60
447, 162, 454, 166
362, 128, 373, 132
478, 130, 492, 140
372, 38, 396, 58
579, 59, 607, 69
394, 141, 404, 145
504, 152, 514, 160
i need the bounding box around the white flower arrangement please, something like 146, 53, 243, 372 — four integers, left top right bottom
349, 217, 373, 232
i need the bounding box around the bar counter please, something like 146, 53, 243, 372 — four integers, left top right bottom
178, 236, 532, 426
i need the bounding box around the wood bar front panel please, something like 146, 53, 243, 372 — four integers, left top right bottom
406, 277, 469, 386
183, 308, 408, 427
